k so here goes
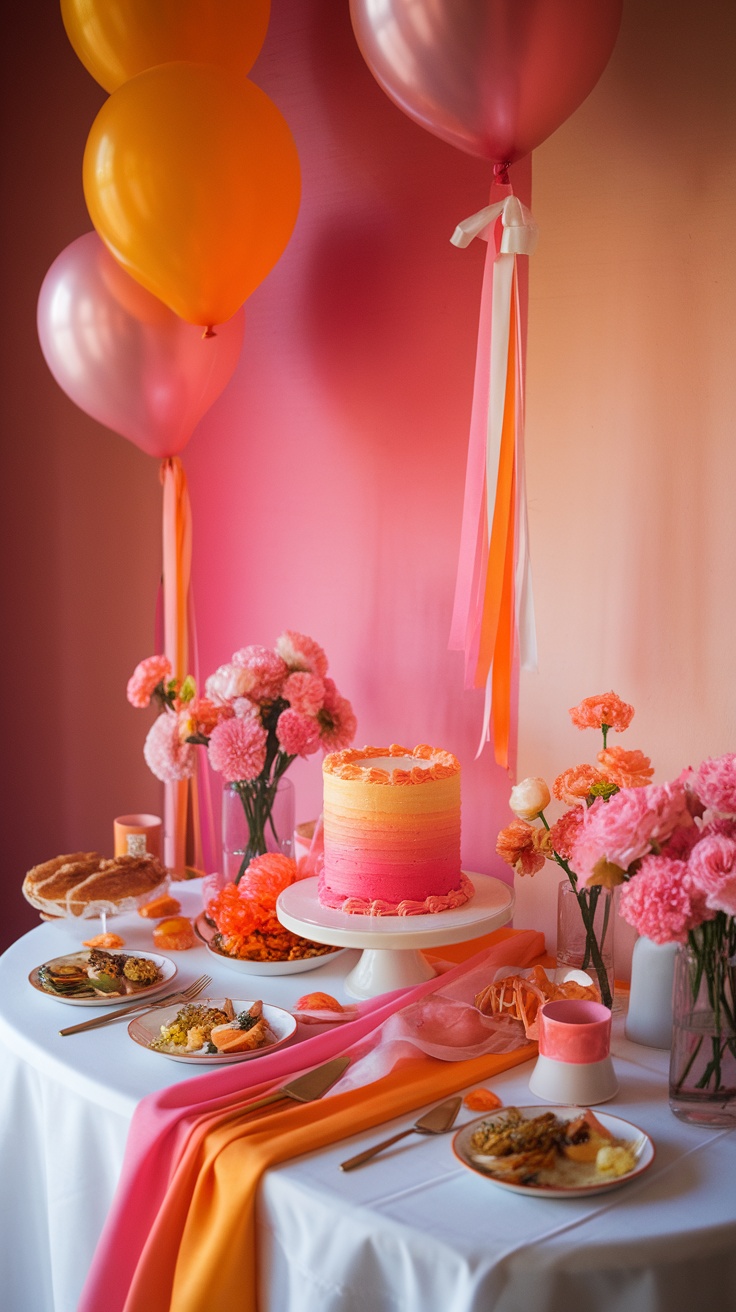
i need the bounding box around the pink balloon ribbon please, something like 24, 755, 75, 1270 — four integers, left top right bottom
449, 188, 538, 764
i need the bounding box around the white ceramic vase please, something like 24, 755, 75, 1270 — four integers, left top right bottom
625, 935, 677, 1049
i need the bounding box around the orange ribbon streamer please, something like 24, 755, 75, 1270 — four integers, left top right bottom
160, 456, 196, 874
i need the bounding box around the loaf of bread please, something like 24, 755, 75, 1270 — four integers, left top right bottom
23, 852, 169, 919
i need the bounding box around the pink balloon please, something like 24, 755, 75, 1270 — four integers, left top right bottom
37, 232, 245, 458
350, 0, 623, 164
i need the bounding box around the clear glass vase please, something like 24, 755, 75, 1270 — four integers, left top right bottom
556, 879, 615, 1011
221, 775, 295, 884
669, 926, 736, 1127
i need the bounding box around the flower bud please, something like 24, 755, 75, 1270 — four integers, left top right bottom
509, 777, 551, 821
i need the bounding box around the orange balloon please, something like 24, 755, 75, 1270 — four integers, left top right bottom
83, 62, 301, 327
61, 0, 271, 92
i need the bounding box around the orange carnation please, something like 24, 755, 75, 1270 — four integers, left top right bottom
553, 763, 606, 805
569, 692, 634, 733
597, 746, 654, 789
496, 820, 546, 876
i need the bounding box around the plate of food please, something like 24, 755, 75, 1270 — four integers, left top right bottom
129, 997, 297, 1063
194, 912, 347, 975
453, 1105, 654, 1198
29, 948, 176, 1006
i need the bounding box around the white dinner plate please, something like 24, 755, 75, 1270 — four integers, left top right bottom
194, 912, 348, 975
129, 997, 297, 1064
453, 1105, 655, 1198
28, 950, 177, 1007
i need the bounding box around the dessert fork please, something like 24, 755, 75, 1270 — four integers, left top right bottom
59, 974, 212, 1036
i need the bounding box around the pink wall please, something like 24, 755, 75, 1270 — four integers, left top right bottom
1, 2, 522, 949
185, 2, 528, 873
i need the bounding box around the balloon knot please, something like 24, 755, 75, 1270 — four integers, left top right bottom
202, 325, 217, 339
493, 162, 511, 185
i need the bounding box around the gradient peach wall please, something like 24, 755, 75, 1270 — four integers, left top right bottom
514, 0, 736, 970
2, 1, 733, 973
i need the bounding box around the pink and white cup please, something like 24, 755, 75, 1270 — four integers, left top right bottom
529, 999, 618, 1105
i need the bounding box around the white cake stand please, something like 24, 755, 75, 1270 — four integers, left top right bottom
276, 873, 514, 999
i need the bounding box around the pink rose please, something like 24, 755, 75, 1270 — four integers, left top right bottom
694, 754, 736, 815
569, 780, 691, 883
688, 833, 736, 916
127, 655, 172, 708
207, 716, 267, 782
143, 710, 195, 782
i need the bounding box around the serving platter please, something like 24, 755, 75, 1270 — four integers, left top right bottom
453, 1105, 654, 1198
129, 997, 297, 1064
194, 912, 348, 975
28, 950, 177, 1007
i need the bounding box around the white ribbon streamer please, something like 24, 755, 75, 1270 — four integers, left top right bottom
453, 195, 539, 762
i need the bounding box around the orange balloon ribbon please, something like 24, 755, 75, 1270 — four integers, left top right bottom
449, 187, 539, 769
160, 456, 200, 875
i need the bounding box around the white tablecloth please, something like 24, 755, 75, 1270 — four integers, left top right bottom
1, 884, 735, 1312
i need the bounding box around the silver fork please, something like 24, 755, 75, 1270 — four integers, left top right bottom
59, 974, 212, 1037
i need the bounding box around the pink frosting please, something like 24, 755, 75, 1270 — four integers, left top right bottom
318, 870, 473, 917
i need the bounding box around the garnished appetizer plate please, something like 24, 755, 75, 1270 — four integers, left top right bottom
453, 1105, 654, 1199
194, 912, 348, 976
129, 997, 297, 1064
29, 949, 176, 1007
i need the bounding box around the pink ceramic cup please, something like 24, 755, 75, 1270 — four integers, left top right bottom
538, 999, 612, 1065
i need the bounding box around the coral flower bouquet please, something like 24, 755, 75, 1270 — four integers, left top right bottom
496, 692, 654, 1009
128, 631, 357, 883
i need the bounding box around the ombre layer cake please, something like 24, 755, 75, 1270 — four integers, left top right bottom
318, 744, 471, 916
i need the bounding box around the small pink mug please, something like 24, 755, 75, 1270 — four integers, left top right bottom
114, 814, 162, 860
538, 999, 612, 1065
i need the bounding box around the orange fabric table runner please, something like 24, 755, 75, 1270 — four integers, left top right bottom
119, 927, 543, 1312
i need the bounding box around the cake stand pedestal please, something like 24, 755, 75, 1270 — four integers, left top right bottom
277, 873, 514, 999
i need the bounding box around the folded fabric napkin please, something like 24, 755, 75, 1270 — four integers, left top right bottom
80, 927, 544, 1312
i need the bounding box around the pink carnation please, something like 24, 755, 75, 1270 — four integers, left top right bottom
619, 854, 713, 943
276, 708, 321, 757
204, 663, 255, 705
127, 655, 172, 708
318, 678, 357, 751
569, 780, 691, 883
207, 716, 267, 782
694, 754, 736, 815
688, 833, 736, 915
231, 646, 288, 702
549, 808, 585, 861
275, 631, 329, 679
283, 671, 325, 717
143, 710, 195, 782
